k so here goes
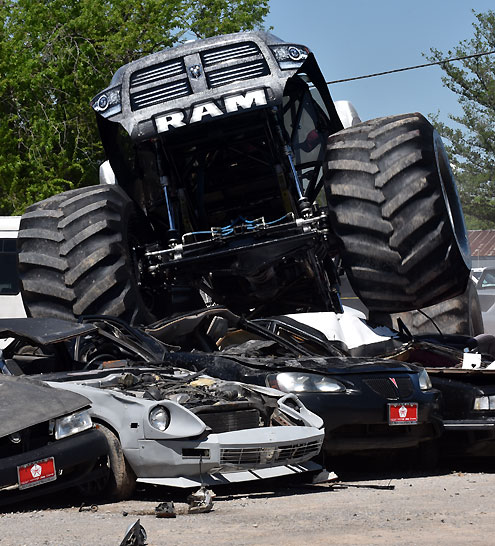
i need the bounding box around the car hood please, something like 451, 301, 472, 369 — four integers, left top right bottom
0, 375, 90, 437
163, 351, 420, 381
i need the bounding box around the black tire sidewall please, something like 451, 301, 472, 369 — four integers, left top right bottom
432, 131, 471, 270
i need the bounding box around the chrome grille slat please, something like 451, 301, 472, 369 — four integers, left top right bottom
131, 60, 185, 88
202, 43, 260, 66
131, 80, 191, 110
207, 60, 269, 88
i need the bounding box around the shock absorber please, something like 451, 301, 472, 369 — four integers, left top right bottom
270, 108, 312, 218
152, 140, 179, 244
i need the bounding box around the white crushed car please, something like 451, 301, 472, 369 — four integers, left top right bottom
0, 317, 324, 499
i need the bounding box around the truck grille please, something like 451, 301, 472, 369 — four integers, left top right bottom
206, 60, 270, 88
220, 439, 322, 466
128, 41, 269, 109
201, 42, 261, 66
130, 80, 191, 110
363, 376, 413, 399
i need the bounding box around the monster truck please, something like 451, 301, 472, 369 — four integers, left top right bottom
17, 31, 471, 325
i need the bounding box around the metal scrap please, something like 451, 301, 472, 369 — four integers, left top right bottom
187, 486, 215, 513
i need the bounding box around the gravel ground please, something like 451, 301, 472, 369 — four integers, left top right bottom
1, 460, 494, 546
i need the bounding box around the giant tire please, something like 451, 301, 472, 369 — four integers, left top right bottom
18, 185, 153, 325
324, 113, 471, 313
382, 279, 484, 336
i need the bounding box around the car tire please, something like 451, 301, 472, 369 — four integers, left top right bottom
97, 424, 136, 501
18, 185, 154, 325
324, 113, 471, 313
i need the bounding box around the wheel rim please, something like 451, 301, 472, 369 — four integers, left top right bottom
433, 132, 471, 269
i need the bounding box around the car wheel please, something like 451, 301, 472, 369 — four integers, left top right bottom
96, 424, 136, 501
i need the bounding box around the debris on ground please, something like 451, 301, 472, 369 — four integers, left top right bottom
187, 486, 215, 514
155, 501, 176, 518
119, 519, 147, 546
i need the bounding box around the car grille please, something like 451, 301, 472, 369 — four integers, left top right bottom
363, 376, 414, 399
198, 408, 260, 433
220, 439, 322, 466
0, 422, 51, 458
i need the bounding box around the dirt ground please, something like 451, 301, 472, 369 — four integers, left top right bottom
1, 459, 494, 546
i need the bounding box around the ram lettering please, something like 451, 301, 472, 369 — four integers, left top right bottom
155, 89, 268, 133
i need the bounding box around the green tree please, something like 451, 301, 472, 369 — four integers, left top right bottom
428, 10, 495, 228
0, 0, 269, 214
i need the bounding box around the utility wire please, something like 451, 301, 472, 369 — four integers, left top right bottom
326, 50, 495, 85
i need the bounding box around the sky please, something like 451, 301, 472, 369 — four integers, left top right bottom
266, 1, 494, 127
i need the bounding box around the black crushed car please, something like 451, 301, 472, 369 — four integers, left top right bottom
0, 372, 108, 506
382, 332, 495, 457
270, 307, 495, 459
142, 306, 443, 458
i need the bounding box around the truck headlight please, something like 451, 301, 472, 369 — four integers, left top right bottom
149, 405, 170, 431
418, 369, 432, 391
54, 410, 93, 440
270, 372, 346, 393
474, 395, 495, 410
270, 44, 309, 69
91, 86, 122, 117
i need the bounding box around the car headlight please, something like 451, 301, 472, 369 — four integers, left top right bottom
149, 405, 170, 431
269, 44, 309, 69
54, 410, 93, 440
91, 86, 122, 117
474, 395, 495, 411
270, 372, 346, 393
418, 369, 432, 391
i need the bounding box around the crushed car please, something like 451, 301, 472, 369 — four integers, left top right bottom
0, 371, 108, 506
0, 317, 324, 499
139, 306, 443, 459
380, 330, 495, 458
262, 307, 495, 459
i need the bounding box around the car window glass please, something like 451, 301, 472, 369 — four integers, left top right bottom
481, 272, 495, 288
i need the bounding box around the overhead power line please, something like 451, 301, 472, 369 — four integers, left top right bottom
326, 50, 495, 85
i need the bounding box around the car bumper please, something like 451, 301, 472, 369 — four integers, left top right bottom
125, 426, 324, 480
0, 428, 108, 506
296, 391, 442, 455
441, 417, 495, 457
443, 418, 495, 431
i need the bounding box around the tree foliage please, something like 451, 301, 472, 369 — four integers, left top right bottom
0, 0, 269, 214
428, 10, 495, 228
